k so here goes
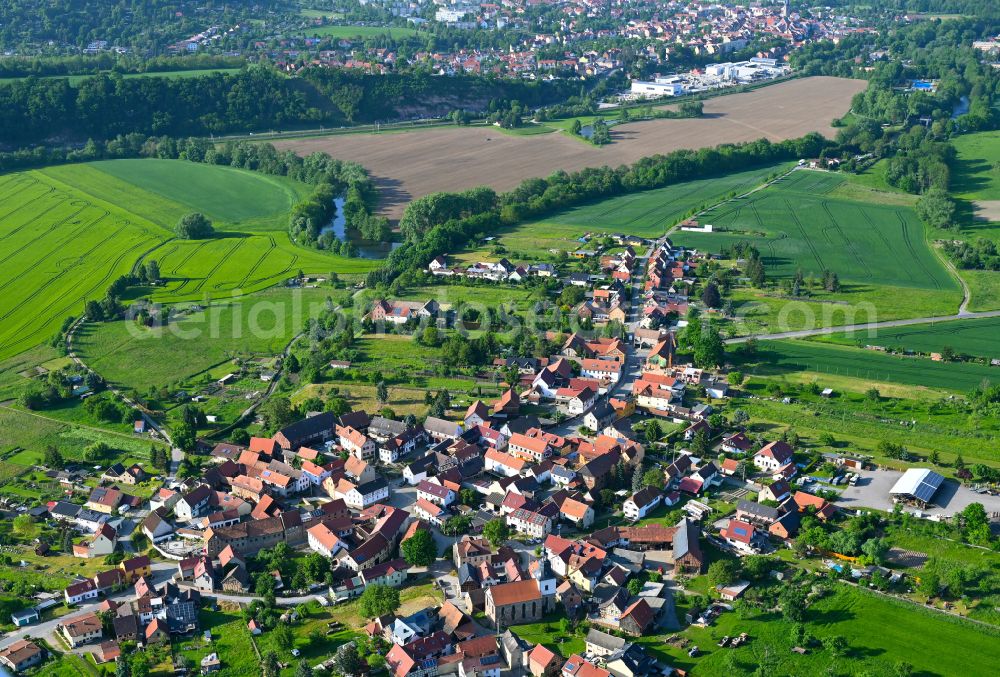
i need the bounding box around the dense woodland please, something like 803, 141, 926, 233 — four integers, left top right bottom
0, 0, 286, 52
0, 65, 580, 148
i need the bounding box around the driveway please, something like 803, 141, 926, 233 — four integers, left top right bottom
835, 469, 1000, 517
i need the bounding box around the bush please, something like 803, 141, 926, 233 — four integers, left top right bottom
175, 212, 214, 239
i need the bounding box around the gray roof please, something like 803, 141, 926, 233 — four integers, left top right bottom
736, 500, 780, 521
586, 628, 627, 652
423, 416, 462, 437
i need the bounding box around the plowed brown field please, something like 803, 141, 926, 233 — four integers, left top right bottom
275, 76, 865, 218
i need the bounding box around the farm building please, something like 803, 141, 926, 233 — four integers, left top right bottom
889, 468, 944, 507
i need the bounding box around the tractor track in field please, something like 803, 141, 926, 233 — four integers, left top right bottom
822, 200, 873, 280
896, 211, 942, 290
0, 203, 100, 268
168, 239, 213, 274
783, 198, 826, 272
0, 222, 145, 354
0, 219, 134, 323
233, 236, 277, 290
860, 206, 913, 283
0, 186, 70, 242
189, 238, 247, 294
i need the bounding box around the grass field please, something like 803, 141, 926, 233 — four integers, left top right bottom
0, 406, 162, 465
672, 169, 959, 293
469, 164, 787, 258
951, 130, 1000, 202
680, 585, 999, 676
75, 287, 338, 393
813, 316, 1000, 359
0, 160, 375, 361
743, 339, 998, 393
82, 159, 310, 229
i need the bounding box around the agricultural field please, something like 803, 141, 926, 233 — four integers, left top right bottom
274, 76, 866, 218
0, 170, 164, 361
812, 316, 1000, 359
0, 160, 374, 362
456, 164, 787, 260
74, 287, 341, 394
741, 339, 997, 393
672, 169, 958, 293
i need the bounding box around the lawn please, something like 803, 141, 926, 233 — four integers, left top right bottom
471, 163, 786, 258
672, 169, 959, 293
0, 160, 375, 362
74, 287, 338, 393
811, 315, 1000, 359
742, 339, 998, 393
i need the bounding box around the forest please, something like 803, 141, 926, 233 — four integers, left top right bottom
0, 64, 581, 148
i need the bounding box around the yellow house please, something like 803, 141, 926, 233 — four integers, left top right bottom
119, 555, 151, 583
568, 557, 602, 593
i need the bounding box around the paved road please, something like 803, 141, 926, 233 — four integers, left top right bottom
724, 309, 1000, 344
0, 562, 176, 650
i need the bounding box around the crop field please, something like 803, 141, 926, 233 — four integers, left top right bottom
0, 160, 374, 361
48, 159, 311, 231
672, 169, 958, 291
0, 170, 164, 360
274, 76, 866, 218
462, 163, 786, 258
814, 316, 1000, 359
744, 339, 998, 392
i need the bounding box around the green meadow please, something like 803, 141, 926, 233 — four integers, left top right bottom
950, 130, 1000, 201
0, 159, 375, 361
813, 316, 1000, 359
458, 163, 787, 259
74, 287, 340, 393
743, 339, 997, 392
672, 170, 959, 293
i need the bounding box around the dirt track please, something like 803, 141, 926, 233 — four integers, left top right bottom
275, 76, 865, 218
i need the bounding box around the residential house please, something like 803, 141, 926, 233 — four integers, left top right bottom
0, 640, 44, 673
59, 612, 103, 648
623, 487, 662, 521
559, 497, 595, 529
423, 417, 463, 442
753, 441, 794, 472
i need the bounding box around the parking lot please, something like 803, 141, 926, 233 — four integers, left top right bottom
836, 469, 1000, 517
